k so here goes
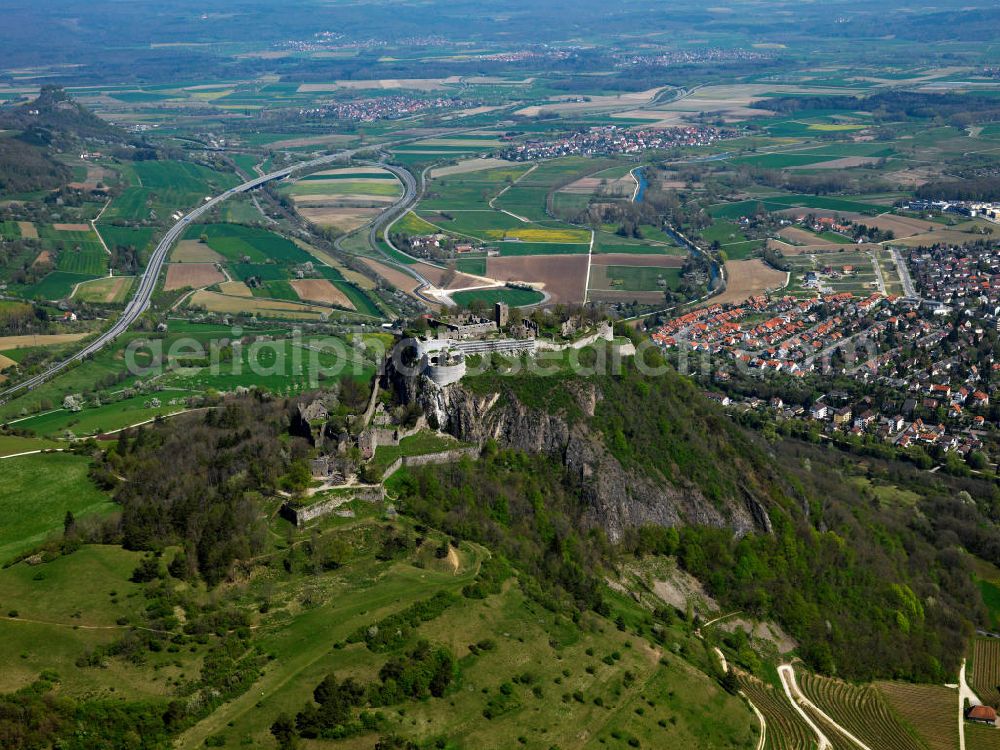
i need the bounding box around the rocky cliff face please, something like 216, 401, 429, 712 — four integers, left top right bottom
392, 369, 771, 542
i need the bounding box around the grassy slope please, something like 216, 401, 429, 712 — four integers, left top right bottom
0, 479, 755, 750
0, 452, 116, 562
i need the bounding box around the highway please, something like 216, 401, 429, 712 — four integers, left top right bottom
368, 163, 448, 306
329, 157, 444, 308
0, 145, 392, 402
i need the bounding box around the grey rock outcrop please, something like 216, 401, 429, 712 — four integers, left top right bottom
391, 367, 770, 542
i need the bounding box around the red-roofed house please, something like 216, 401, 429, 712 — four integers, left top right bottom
966, 705, 997, 726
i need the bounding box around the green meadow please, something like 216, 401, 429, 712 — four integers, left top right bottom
0, 453, 116, 562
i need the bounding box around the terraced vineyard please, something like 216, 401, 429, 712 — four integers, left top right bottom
738, 672, 819, 749
877, 682, 959, 750
972, 638, 1000, 708
798, 671, 924, 750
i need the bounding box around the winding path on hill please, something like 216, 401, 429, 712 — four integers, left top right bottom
778, 664, 832, 750
740, 689, 767, 750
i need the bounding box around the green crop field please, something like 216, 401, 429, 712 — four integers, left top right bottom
299, 171, 399, 181
700, 220, 750, 245
720, 240, 764, 260
55, 247, 108, 276
286, 180, 402, 197
394, 211, 441, 235
450, 286, 545, 307
0, 434, 61, 457
232, 263, 288, 281
20, 271, 98, 300
96, 225, 155, 255
603, 265, 683, 291
103, 161, 239, 221
494, 241, 589, 256
709, 194, 883, 219
10, 390, 194, 439
455, 257, 488, 275
0, 453, 117, 562
187, 224, 314, 265
418, 209, 526, 236
418, 167, 532, 211
132, 160, 237, 193
551, 191, 591, 217
255, 280, 299, 301
593, 226, 683, 254
980, 579, 1000, 631
732, 152, 847, 169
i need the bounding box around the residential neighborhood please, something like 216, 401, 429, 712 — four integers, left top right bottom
498, 124, 738, 161
651, 249, 998, 469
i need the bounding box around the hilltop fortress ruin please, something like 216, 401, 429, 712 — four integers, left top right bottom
414, 302, 615, 386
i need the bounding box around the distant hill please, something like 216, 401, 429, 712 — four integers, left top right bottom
0, 86, 125, 195
0, 85, 122, 143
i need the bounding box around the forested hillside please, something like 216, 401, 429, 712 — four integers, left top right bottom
0, 86, 126, 195
74, 348, 999, 685
396, 352, 995, 682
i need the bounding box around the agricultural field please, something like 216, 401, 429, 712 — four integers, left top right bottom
95, 225, 156, 260
449, 286, 545, 308
712, 260, 788, 305
169, 239, 224, 263
287, 279, 355, 309
0, 433, 61, 457
797, 670, 925, 750
19, 271, 100, 301
359, 257, 427, 305
71, 275, 133, 303
390, 132, 504, 159
593, 230, 684, 256
737, 672, 817, 750
972, 638, 1000, 709
877, 682, 959, 750
981, 576, 1000, 633
163, 263, 225, 291
10, 389, 195, 439
283, 166, 402, 233
174, 223, 382, 319
699, 220, 765, 261
967, 724, 1000, 750
404, 156, 686, 305
2, 325, 381, 437
4, 223, 112, 300
590, 264, 682, 292
588, 253, 685, 304
102, 160, 240, 222
485, 254, 589, 304
187, 290, 332, 319
708, 195, 886, 220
